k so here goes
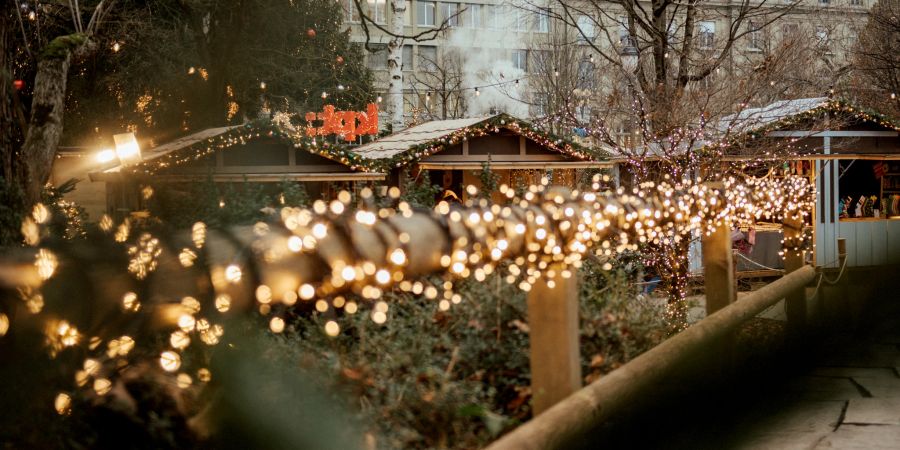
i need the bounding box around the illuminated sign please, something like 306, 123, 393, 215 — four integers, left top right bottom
304, 103, 379, 142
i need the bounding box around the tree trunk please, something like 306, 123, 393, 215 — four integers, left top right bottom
388, 0, 405, 131
21, 53, 73, 206
0, 7, 20, 184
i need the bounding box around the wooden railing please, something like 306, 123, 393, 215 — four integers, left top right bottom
486, 235, 848, 450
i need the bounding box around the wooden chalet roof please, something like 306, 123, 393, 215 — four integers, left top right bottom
352, 114, 604, 168
353, 117, 490, 160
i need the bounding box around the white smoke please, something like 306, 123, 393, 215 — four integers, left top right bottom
444, 2, 531, 118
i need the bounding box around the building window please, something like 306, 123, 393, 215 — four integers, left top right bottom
441, 2, 459, 27
536, 10, 549, 33
666, 19, 680, 45
402, 45, 413, 71
532, 94, 548, 117
418, 45, 437, 71
514, 6, 529, 32
531, 50, 551, 73
849, 0, 862, 5
367, 44, 388, 70
576, 16, 596, 43
782, 23, 799, 41
619, 18, 637, 53
345, 0, 360, 23
816, 26, 830, 50
577, 61, 595, 89
418, 1, 436, 27
488, 5, 502, 29
748, 20, 762, 50
464, 4, 482, 28
698, 21, 715, 49
819, 0, 830, 4
512, 50, 528, 71
368, 0, 387, 24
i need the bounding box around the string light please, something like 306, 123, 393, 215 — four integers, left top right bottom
9, 171, 813, 417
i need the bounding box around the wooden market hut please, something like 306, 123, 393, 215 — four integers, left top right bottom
351, 114, 611, 200
718, 97, 900, 269
89, 122, 385, 218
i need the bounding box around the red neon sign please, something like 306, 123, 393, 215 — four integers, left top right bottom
304, 103, 379, 142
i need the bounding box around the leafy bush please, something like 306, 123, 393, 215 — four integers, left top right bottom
280, 261, 674, 449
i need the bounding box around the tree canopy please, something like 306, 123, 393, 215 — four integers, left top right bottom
62, 0, 375, 148
853, 0, 900, 119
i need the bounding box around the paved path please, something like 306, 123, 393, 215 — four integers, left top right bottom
663, 294, 900, 450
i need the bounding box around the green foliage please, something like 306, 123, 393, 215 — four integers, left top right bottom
579, 259, 673, 378
146, 178, 310, 229
479, 160, 501, 198
278, 179, 310, 207
42, 178, 88, 240
399, 169, 443, 208
63, 0, 374, 145
40, 33, 87, 59
280, 263, 674, 449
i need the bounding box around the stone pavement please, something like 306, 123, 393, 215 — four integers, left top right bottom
666, 294, 900, 450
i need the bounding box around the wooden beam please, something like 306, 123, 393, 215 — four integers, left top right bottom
527, 274, 581, 416
702, 223, 735, 315
486, 266, 818, 450
783, 217, 806, 333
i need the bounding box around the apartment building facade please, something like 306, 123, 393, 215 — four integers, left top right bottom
341, 0, 872, 127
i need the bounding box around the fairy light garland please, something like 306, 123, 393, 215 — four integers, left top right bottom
126, 114, 606, 176
129, 121, 381, 176
5, 174, 813, 417
375, 114, 607, 169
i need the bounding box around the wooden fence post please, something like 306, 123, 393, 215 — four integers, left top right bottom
527, 273, 581, 416
783, 216, 805, 333
702, 223, 735, 316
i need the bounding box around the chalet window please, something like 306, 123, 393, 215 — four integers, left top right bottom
698, 21, 715, 49
512, 50, 528, 71
368, 0, 387, 24
441, 2, 459, 27
418, 1, 436, 26
837, 160, 898, 219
